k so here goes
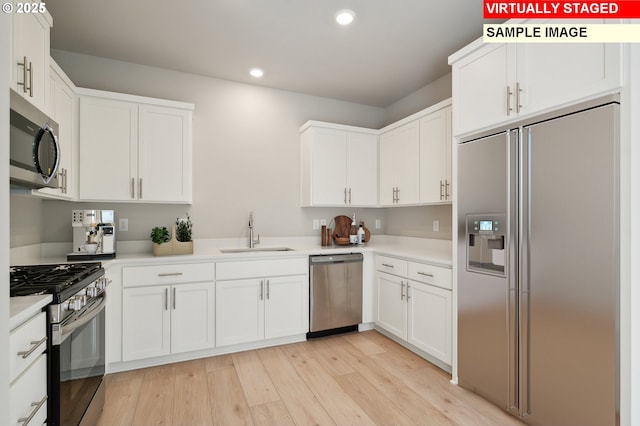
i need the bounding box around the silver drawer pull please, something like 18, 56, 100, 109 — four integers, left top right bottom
18, 395, 47, 426
17, 337, 47, 359
381, 263, 394, 268
158, 272, 183, 277
417, 271, 434, 277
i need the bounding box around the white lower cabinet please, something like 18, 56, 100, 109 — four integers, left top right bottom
10, 310, 48, 426
215, 258, 308, 347
375, 255, 452, 365
122, 263, 215, 362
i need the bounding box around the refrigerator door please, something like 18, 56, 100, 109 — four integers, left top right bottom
522, 103, 618, 426
457, 129, 519, 413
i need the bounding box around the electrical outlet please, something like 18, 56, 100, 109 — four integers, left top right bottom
119, 218, 129, 232
320, 219, 327, 226
312, 219, 320, 230
375, 219, 382, 229
433, 220, 440, 232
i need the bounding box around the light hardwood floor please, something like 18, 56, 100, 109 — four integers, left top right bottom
97, 331, 523, 425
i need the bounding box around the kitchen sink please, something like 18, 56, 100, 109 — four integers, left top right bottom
219, 247, 295, 253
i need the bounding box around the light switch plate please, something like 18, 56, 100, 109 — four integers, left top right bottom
119, 218, 129, 232
312, 219, 320, 230
375, 219, 381, 229
433, 220, 440, 232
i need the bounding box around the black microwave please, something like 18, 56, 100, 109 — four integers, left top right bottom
10, 88, 60, 189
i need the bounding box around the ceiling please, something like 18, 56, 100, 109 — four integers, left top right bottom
47, 0, 493, 107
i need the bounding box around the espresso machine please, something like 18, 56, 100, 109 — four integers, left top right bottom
67, 209, 117, 261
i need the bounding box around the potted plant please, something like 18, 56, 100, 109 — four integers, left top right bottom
150, 214, 194, 256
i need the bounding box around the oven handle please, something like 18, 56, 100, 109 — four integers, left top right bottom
61, 293, 106, 339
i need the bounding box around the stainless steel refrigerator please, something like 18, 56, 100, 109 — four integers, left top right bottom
457, 96, 619, 426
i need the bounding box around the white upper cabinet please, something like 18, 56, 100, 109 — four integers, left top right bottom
379, 119, 420, 206
78, 90, 194, 203
35, 60, 77, 200
300, 122, 378, 207
10, 1, 52, 112
419, 106, 452, 204
450, 20, 621, 136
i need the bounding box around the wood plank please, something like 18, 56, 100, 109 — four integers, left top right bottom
232, 350, 280, 407
250, 401, 295, 426
331, 334, 455, 425
172, 359, 214, 424
131, 364, 176, 425
96, 370, 144, 426
202, 352, 235, 373
303, 335, 357, 377
207, 366, 254, 425
334, 371, 415, 425
290, 356, 376, 425
342, 331, 387, 356
257, 347, 336, 425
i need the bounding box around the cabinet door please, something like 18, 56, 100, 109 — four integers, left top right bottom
11, 6, 50, 112
122, 286, 170, 361
79, 97, 138, 201
10, 354, 47, 426
216, 279, 264, 346
518, 37, 620, 117
37, 65, 76, 199
378, 131, 396, 206
346, 132, 378, 206
138, 104, 192, 203
453, 43, 513, 136
419, 108, 448, 204
264, 275, 308, 339
375, 272, 407, 339
394, 120, 420, 205
309, 128, 347, 205
407, 281, 452, 364
171, 282, 215, 354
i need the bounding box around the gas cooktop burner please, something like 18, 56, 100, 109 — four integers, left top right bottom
10, 262, 105, 302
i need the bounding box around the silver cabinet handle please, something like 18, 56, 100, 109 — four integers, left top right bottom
18, 395, 47, 426
63, 169, 68, 194
506, 85, 513, 116
260, 280, 264, 301
515, 82, 522, 114
266, 279, 270, 300
344, 188, 347, 204
139, 178, 143, 199
131, 178, 135, 199
381, 263, 394, 268
417, 271, 434, 277
17, 337, 47, 359
440, 180, 444, 200
164, 288, 168, 310
400, 281, 405, 300
173, 287, 176, 310
18, 56, 28, 94
406, 282, 411, 300
158, 272, 183, 277
28, 61, 33, 97
348, 188, 352, 204
396, 187, 400, 203
445, 179, 450, 199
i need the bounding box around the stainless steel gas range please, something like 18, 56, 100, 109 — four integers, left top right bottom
10, 262, 110, 426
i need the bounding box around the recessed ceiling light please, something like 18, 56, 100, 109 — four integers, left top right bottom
249, 68, 264, 78
335, 9, 355, 26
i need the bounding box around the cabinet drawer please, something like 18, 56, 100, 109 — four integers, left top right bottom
10, 311, 47, 383
408, 262, 452, 290
10, 353, 47, 426
375, 255, 408, 277
216, 257, 308, 280
123, 262, 215, 287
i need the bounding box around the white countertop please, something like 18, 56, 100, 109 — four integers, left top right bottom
10, 295, 52, 330
11, 235, 453, 269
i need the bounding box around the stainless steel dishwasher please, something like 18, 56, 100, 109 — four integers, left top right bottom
308, 253, 363, 338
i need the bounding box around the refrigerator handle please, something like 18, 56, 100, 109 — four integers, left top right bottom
519, 126, 531, 417
507, 128, 520, 415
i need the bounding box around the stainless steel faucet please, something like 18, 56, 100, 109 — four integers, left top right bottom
248, 211, 260, 248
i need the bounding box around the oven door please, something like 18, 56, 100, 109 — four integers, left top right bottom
49, 295, 106, 426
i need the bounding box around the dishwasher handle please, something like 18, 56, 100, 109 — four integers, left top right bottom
309, 253, 363, 264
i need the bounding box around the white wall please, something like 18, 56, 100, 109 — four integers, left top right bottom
383, 73, 452, 126
41, 50, 388, 242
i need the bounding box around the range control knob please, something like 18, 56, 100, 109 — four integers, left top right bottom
69, 295, 87, 311
86, 287, 99, 298
95, 277, 111, 291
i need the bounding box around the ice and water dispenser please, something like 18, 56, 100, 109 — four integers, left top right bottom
466, 214, 506, 276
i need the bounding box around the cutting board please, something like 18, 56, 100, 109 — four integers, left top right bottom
332, 215, 370, 244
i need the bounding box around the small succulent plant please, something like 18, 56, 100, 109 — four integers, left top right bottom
150, 227, 170, 245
